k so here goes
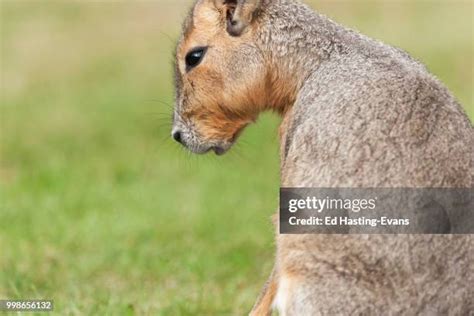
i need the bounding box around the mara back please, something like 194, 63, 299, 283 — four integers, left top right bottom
172, 1, 474, 314
272, 2, 473, 314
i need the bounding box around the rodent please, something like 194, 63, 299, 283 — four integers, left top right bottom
172, 1, 473, 314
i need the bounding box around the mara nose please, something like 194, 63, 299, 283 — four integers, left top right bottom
172, 130, 182, 144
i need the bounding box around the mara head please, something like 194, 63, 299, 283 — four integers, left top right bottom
172, 0, 266, 155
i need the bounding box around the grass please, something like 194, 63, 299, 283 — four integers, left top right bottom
0, 1, 472, 315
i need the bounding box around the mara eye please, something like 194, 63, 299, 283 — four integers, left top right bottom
185, 47, 207, 71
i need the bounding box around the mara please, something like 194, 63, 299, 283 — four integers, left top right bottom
171, 0, 473, 315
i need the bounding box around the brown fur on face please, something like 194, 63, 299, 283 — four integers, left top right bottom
174, 0, 281, 148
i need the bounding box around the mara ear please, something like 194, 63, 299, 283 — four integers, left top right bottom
213, 0, 262, 36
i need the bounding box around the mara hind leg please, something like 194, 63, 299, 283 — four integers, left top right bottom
250, 213, 281, 316
250, 266, 278, 316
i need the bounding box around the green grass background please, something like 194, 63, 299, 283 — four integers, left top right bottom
0, 1, 472, 315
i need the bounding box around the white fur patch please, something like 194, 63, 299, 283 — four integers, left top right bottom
273, 274, 291, 315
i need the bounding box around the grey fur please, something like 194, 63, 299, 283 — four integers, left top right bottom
252, 1, 473, 315
255, 1, 472, 188
175, 0, 473, 315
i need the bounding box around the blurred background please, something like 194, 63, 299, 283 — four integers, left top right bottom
0, 0, 472, 314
